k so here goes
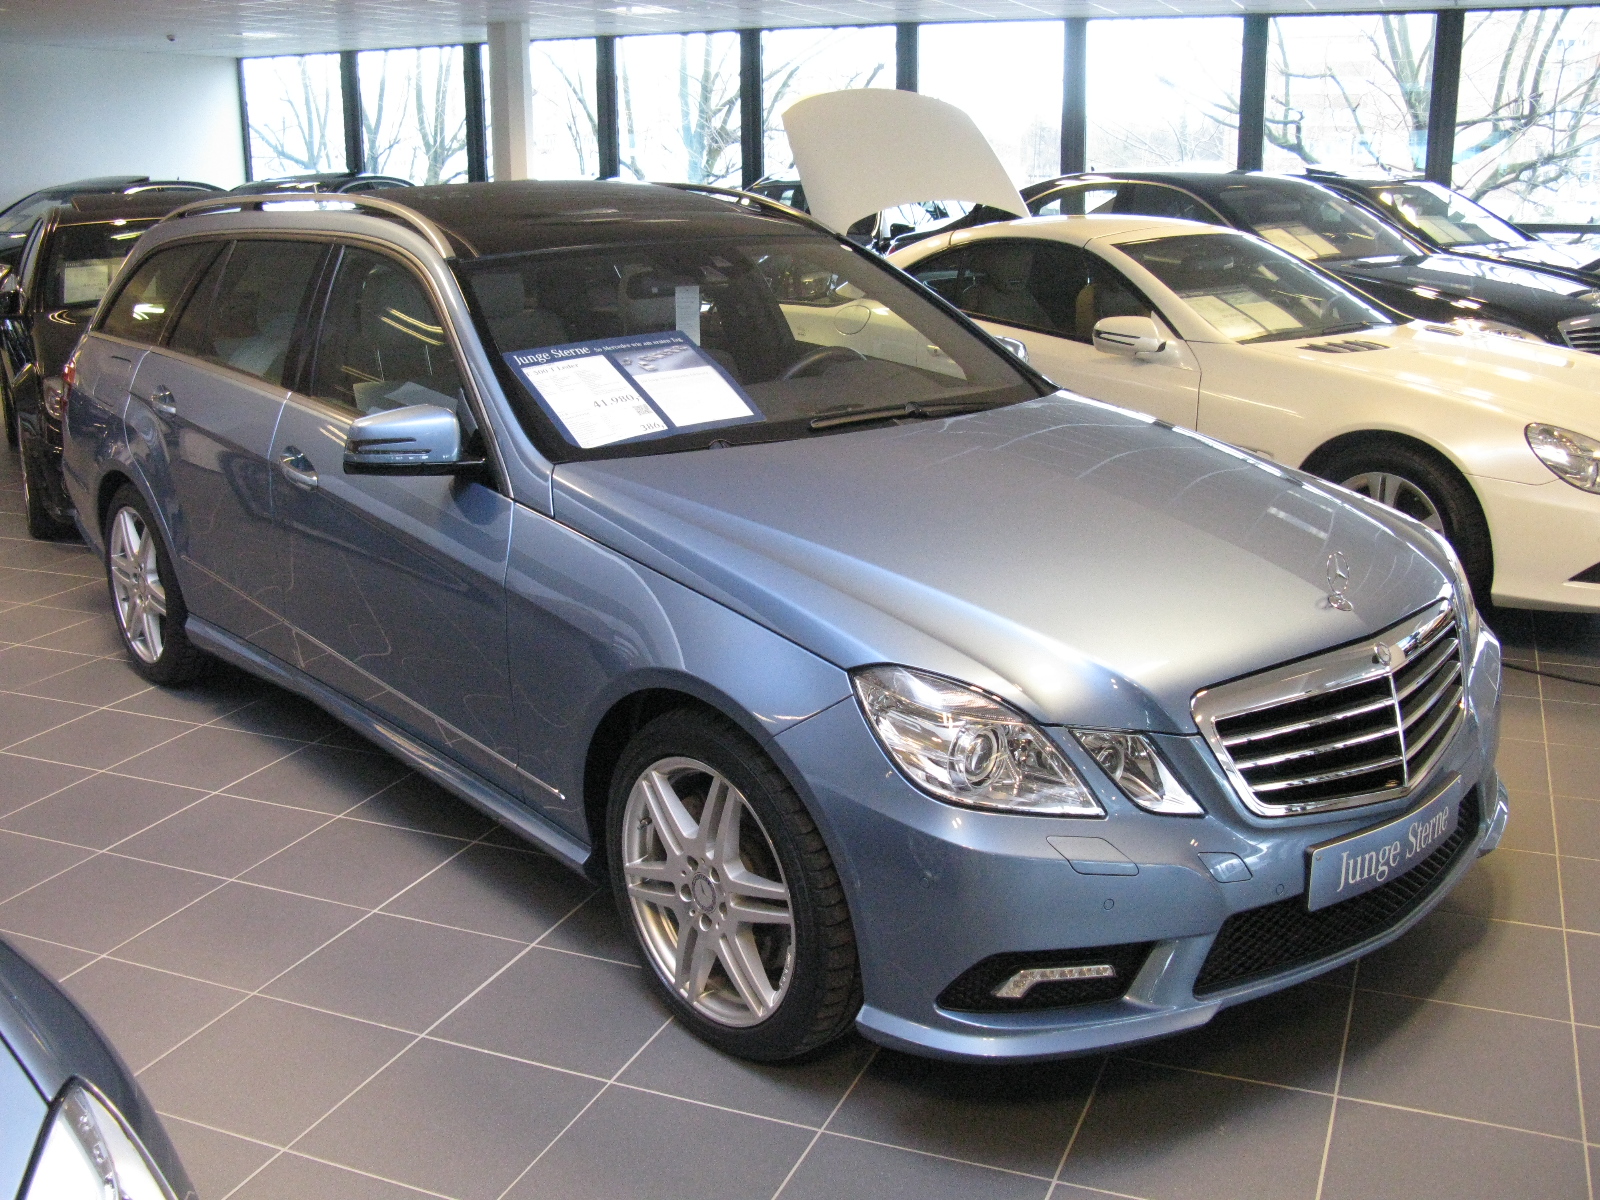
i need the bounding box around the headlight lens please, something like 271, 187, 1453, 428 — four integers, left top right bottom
1074, 731, 1204, 815
853, 665, 1104, 815
1526, 423, 1600, 493
23, 1081, 177, 1200
1453, 318, 1547, 342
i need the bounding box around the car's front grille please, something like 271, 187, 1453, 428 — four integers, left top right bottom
937, 942, 1155, 1013
1559, 314, 1600, 354
1193, 599, 1465, 816
1193, 787, 1479, 996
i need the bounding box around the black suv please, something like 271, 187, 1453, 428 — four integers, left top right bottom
0, 176, 218, 278
0, 193, 202, 537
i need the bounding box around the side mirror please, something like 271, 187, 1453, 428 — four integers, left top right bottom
343, 403, 483, 476
993, 335, 1030, 363
1093, 315, 1168, 358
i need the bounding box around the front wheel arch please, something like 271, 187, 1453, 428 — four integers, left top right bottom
1299, 430, 1493, 600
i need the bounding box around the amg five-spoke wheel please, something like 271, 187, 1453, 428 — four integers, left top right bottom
608, 711, 859, 1060
623, 757, 794, 1026
108, 505, 168, 664
101, 485, 209, 685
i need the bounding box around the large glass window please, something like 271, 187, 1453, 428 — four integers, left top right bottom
357, 47, 469, 185
617, 33, 741, 184
761, 26, 894, 177
1087, 19, 1241, 171
241, 54, 345, 178
530, 39, 600, 179
919, 22, 1064, 185
1455, 8, 1600, 224
1262, 15, 1434, 176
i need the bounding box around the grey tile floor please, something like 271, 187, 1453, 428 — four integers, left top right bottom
0, 446, 1597, 1199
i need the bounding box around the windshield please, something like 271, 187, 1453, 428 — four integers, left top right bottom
1368, 182, 1528, 249
1119, 231, 1391, 343
0, 195, 66, 242
1211, 179, 1416, 263
459, 233, 1040, 460
46, 220, 154, 307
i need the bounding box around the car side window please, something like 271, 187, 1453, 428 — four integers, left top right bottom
907, 249, 968, 307
1118, 184, 1223, 226
310, 246, 465, 416
1033, 185, 1118, 217
99, 242, 218, 345
166, 240, 325, 387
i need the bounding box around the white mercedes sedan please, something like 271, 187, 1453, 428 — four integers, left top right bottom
888, 216, 1600, 612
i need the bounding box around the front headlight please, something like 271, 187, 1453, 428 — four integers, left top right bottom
1074, 731, 1204, 815
22, 1081, 177, 1200
853, 666, 1104, 815
1527, 423, 1600, 493
1454, 318, 1548, 342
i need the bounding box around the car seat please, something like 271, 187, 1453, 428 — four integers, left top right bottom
473, 271, 569, 350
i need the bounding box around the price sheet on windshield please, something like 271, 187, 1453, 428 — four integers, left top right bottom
505, 332, 759, 449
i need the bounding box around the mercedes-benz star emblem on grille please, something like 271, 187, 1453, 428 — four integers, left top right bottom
1325, 551, 1354, 611
1373, 643, 1393, 667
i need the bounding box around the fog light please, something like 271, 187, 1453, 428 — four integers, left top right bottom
992, 963, 1117, 999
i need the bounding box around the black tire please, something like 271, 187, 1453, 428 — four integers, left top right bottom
17, 407, 74, 540
1317, 441, 1493, 605
606, 709, 860, 1061
102, 485, 209, 685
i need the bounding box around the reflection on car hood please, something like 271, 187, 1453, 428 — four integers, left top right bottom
553, 394, 1448, 731
1482, 240, 1600, 279
1248, 321, 1600, 429
1338, 252, 1600, 318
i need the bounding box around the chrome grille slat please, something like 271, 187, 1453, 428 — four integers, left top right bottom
1249, 753, 1407, 792
1395, 637, 1456, 701
1231, 723, 1399, 771
1219, 693, 1395, 747
1193, 598, 1468, 816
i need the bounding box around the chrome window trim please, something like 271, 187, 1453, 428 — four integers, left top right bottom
1192, 594, 1466, 817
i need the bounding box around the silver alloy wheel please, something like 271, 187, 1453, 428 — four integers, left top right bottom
1340, 471, 1444, 532
107, 506, 167, 664
622, 756, 794, 1027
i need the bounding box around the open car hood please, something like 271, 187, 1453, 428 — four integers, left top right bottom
781, 89, 1027, 236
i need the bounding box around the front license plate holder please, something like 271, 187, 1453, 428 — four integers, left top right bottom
1306, 776, 1464, 912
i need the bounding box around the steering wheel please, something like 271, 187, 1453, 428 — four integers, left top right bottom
780, 345, 866, 380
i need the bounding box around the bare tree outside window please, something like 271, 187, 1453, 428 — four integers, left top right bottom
242, 54, 344, 177
1456, 8, 1600, 222
358, 48, 469, 185
530, 39, 599, 178
762, 27, 893, 177
1087, 19, 1241, 171
617, 33, 741, 185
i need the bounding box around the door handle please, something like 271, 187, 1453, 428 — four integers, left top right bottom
279, 447, 319, 490
149, 385, 177, 416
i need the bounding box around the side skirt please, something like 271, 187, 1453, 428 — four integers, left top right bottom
186, 615, 593, 874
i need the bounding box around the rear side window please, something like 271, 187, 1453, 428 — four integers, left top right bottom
310, 247, 465, 415
911, 239, 1154, 343
99, 242, 217, 345
1118, 184, 1222, 225
167, 240, 325, 387
1032, 185, 1117, 216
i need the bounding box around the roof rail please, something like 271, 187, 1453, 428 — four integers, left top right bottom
657, 183, 833, 236
157, 192, 457, 259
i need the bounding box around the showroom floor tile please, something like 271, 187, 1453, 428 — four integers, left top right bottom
0, 453, 1597, 1199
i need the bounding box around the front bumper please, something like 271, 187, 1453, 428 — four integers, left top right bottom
776, 624, 1503, 1062
1475, 472, 1600, 611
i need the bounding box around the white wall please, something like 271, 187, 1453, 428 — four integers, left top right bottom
0, 43, 245, 207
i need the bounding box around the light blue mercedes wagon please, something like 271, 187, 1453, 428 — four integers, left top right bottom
60, 181, 1506, 1062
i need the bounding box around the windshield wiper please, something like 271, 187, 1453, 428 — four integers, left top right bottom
807, 400, 994, 431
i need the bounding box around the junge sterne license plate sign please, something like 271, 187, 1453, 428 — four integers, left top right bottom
1305, 779, 1462, 912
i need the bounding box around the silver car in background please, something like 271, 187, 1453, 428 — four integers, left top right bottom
60, 182, 1504, 1062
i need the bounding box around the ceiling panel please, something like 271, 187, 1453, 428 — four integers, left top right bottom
0, 0, 1577, 57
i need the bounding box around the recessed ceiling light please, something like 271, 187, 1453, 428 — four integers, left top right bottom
233, 31, 281, 39
604, 5, 676, 13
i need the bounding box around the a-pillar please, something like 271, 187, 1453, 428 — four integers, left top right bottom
486, 20, 533, 180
